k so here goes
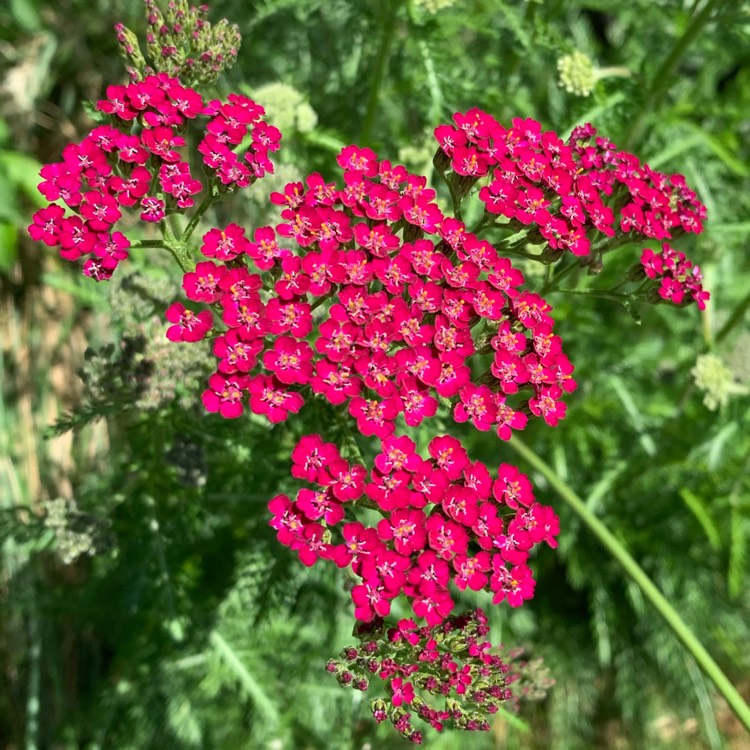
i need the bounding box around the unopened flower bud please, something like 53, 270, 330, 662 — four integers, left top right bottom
691, 353, 748, 411
557, 51, 596, 97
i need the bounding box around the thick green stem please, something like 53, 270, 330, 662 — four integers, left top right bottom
161, 221, 194, 275
360, 0, 398, 146
506, 435, 750, 733
624, 0, 726, 149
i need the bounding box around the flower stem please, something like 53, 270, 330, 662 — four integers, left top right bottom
161, 221, 194, 275
715, 286, 750, 345
182, 191, 215, 243
360, 0, 399, 146
540, 260, 579, 295
623, 0, 727, 149
129, 239, 168, 249
506, 435, 750, 733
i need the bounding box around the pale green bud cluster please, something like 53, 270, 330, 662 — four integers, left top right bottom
43, 498, 97, 565
413, 0, 457, 14
691, 353, 749, 411
115, 0, 241, 87
557, 51, 596, 97
251, 82, 318, 135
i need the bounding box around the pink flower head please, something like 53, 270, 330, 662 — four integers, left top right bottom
165, 302, 213, 342
411, 580, 454, 626
291, 434, 341, 483
329, 459, 367, 502
455, 384, 497, 431
389, 678, 415, 707
427, 435, 469, 480
377, 509, 427, 556
201, 224, 251, 261
348, 396, 400, 439
268, 494, 306, 546
374, 435, 419, 474
296, 487, 344, 526
490, 562, 536, 607
183, 261, 226, 304
202, 372, 247, 419
425, 513, 469, 560
352, 578, 392, 621
337, 145, 378, 176
263, 336, 314, 385
247, 374, 304, 423
453, 552, 491, 591
28, 205, 66, 246
492, 464, 534, 509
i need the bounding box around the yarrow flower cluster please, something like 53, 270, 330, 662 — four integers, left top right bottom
27, 74, 280, 281
25, 2, 716, 742
327, 609, 518, 743
434, 110, 707, 260
179, 141, 576, 436
639, 242, 709, 310
270, 433, 559, 626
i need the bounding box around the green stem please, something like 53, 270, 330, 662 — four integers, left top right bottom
715, 286, 750, 345
182, 191, 215, 243
129, 239, 168, 249
360, 0, 398, 145
556, 288, 633, 304
161, 220, 194, 275
540, 260, 580, 295
506, 435, 750, 733
623, 0, 726, 149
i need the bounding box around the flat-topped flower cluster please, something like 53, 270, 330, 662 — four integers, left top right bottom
436, 111, 706, 257
179, 141, 576, 437
28, 74, 279, 281
270, 433, 559, 626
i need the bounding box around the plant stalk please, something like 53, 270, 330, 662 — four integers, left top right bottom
507, 435, 750, 733
624, 0, 726, 149
360, 0, 398, 146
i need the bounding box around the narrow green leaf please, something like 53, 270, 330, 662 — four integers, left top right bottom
678, 488, 721, 551
209, 630, 280, 725
492, 703, 531, 733
683, 123, 749, 176
10, 0, 42, 32
728, 506, 747, 601
707, 222, 750, 236
646, 133, 706, 170
0, 223, 19, 273
562, 91, 626, 139
609, 375, 656, 456
0, 151, 46, 208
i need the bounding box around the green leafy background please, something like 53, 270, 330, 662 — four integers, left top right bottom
1, 0, 749, 748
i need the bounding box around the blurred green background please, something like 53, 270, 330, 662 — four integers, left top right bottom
1, 0, 749, 748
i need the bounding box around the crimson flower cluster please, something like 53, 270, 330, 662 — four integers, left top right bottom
179, 143, 576, 435
28, 74, 279, 281
269, 433, 559, 626
328, 609, 516, 743
640, 242, 709, 310
435, 111, 706, 259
